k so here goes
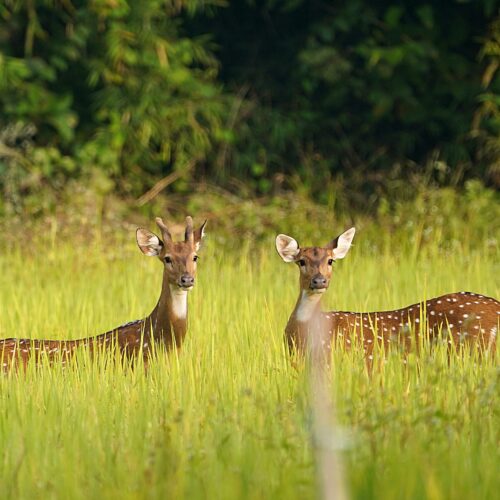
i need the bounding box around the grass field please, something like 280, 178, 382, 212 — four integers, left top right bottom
0, 228, 498, 499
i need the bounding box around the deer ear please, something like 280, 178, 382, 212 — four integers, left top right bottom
136, 228, 164, 256
193, 220, 207, 251
276, 234, 300, 263
326, 227, 355, 259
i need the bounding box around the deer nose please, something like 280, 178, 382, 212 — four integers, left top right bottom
179, 274, 195, 288
310, 275, 327, 289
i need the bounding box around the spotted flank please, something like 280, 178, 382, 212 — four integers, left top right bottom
117, 319, 142, 329
286, 291, 499, 359
0, 317, 151, 371
325, 292, 500, 356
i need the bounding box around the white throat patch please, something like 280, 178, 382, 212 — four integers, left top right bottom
169, 285, 188, 319
295, 291, 323, 323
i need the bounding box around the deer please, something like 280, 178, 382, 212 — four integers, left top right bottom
0, 216, 207, 371
276, 228, 499, 361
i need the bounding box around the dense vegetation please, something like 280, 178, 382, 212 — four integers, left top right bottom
0, 230, 498, 499
0, 0, 499, 220
0, 3, 499, 499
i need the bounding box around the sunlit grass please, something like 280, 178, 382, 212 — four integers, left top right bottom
0, 231, 498, 499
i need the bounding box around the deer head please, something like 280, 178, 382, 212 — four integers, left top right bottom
276, 228, 356, 294
136, 216, 207, 290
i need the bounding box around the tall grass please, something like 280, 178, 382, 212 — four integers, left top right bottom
0, 231, 498, 499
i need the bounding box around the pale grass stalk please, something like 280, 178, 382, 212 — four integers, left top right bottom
308, 311, 349, 500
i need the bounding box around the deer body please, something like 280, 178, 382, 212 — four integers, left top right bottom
277, 230, 499, 358
0, 216, 206, 371
286, 291, 499, 357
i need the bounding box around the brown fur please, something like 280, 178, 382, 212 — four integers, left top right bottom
0, 216, 207, 371
279, 233, 499, 359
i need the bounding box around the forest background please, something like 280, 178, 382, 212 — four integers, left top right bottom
0, 0, 499, 244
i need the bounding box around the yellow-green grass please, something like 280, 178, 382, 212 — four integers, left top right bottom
0, 232, 498, 499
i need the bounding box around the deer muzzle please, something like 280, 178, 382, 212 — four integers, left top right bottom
310, 274, 328, 291
179, 274, 195, 289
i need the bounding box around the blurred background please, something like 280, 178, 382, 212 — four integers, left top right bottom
0, 0, 499, 246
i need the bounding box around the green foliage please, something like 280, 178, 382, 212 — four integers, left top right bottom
0, 0, 499, 217
474, 15, 500, 186
0, 0, 225, 214
0, 235, 498, 498
201, 1, 500, 195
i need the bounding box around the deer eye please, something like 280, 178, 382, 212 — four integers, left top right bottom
193, 255, 199, 262
164, 256, 172, 264
298, 259, 306, 267
328, 259, 334, 265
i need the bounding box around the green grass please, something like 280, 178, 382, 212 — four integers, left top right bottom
0, 231, 498, 499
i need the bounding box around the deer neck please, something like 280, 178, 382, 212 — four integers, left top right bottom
292, 290, 324, 324
147, 274, 188, 347
284, 289, 325, 352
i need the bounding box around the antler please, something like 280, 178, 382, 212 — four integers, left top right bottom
155, 217, 172, 242
184, 216, 194, 243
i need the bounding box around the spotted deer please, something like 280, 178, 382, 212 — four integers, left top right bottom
276, 228, 499, 360
0, 216, 207, 371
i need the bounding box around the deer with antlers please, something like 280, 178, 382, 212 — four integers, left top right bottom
0, 216, 206, 371
276, 228, 499, 360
